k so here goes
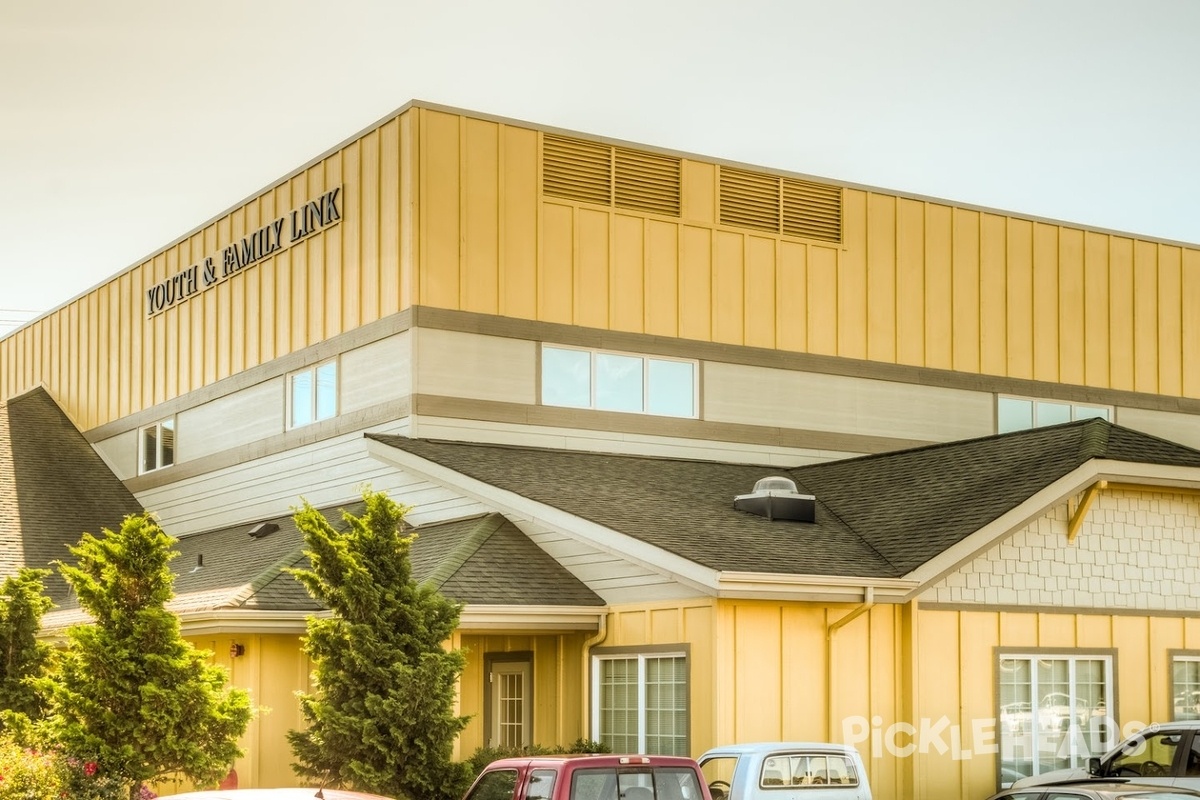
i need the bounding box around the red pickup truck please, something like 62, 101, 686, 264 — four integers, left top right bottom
463, 755, 713, 800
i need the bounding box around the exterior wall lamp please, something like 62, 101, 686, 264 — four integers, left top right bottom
230, 643, 245, 658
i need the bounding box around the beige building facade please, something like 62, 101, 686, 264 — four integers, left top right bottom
3, 100, 1200, 799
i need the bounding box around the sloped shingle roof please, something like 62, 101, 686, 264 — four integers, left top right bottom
46, 503, 602, 628
0, 388, 143, 599
369, 418, 1200, 579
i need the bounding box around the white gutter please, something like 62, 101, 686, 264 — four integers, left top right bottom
718, 572, 917, 602
40, 604, 606, 643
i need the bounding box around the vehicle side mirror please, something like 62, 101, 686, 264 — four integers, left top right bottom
1086, 757, 1101, 776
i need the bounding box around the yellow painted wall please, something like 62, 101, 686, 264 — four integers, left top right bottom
146, 634, 311, 793
913, 607, 1200, 800
602, 600, 716, 759
711, 599, 905, 799
456, 631, 588, 756
3, 104, 1199, 424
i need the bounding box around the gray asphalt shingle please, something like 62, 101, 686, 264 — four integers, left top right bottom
0, 388, 143, 599
370, 418, 1200, 579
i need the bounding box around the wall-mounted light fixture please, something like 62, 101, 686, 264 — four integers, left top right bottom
230, 643, 245, 658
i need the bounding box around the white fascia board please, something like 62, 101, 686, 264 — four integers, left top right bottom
459, 605, 606, 631
366, 438, 720, 595
177, 610, 319, 636
717, 572, 918, 602
179, 605, 607, 635
905, 459, 1200, 593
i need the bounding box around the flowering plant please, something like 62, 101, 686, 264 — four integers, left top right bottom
0, 740, 61, 799
0, 737, 156, 800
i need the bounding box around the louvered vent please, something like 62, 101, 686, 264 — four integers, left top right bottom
542, 135, 681, 217
721, 167, 842, 243
720, 168, 780, 233
783, 178, 842, 242
615, 148, 681, 215
543, 135, 611, 205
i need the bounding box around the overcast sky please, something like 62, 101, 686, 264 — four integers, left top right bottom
2, 0, 1197, 334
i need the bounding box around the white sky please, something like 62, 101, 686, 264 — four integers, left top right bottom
2, 0, 1198, 335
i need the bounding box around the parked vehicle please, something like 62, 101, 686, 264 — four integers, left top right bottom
697, 742, 871, 800
463, 754, 711, 800
1012, 721, 1200, 790
984, 780, 1200, 799
156, 790, 397, 800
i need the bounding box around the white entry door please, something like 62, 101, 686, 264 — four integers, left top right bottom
490, 659, 532, 748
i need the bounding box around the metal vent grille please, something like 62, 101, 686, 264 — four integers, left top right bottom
615, 148, 681, 215
782, 178, 842, 242
720, 168, 780, 233
543, 135, 611, 205
542, 135, 681, 217
721, 167, 842, 242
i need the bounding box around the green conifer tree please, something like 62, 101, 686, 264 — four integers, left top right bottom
0, 568, 54, 727
39, 513, 252, 800
288, 488, 472, 800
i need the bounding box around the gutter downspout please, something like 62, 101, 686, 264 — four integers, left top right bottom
581, 613, 609, 741
826, 587, 875, 741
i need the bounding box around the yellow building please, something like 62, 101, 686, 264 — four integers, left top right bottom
4, 100, 1200, 799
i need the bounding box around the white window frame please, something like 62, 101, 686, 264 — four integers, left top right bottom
541, 344, 699, 419
997, 652, 1115, 785
138, 417, 176, 475
591, 649, 689, 755
997, 395, 1113, 433
1171, 652, 1200, 721
287, 358, 339, 430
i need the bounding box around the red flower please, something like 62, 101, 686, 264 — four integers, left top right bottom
84, 761, 98, 776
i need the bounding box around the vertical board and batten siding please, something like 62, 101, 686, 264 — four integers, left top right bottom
916, 607, 1200, 800
0, 111, 416, 429
151, 634, 310, 794
713, 600, 905, 799
4, 103, 1200, 429
456, 632, 588, 756
416, 106, 1200, 401
599, 601, 716, 757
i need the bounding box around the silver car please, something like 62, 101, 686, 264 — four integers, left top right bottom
985, 780, 1200, 799
1013, 722, 1200, 790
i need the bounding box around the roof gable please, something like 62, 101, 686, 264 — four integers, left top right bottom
368, 419, 1200, 583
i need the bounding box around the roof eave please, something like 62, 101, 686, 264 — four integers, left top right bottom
904, 459, 1200, 596
717, 572, 918, 603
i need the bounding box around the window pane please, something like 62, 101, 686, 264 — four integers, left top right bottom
466, 770, 519, 800
542, 347, 591, 408
142, 426, 159, 473
1035, 401, 1072, 427
596, 353, 643, 413
527, 770, 557, 800
315, 362, 338, 421
1175, 659, 1200, 721
599, 658, 639, 753
998, 398, 1033, 433
291, 371, 314, 427
645, 656, 688, 756
160, 419, 175, 467
1075, 405, 1110, 422
999, 655, 1114, 785
647, 359, 695, 417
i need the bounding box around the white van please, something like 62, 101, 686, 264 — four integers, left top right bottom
697, 742, 871, 800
